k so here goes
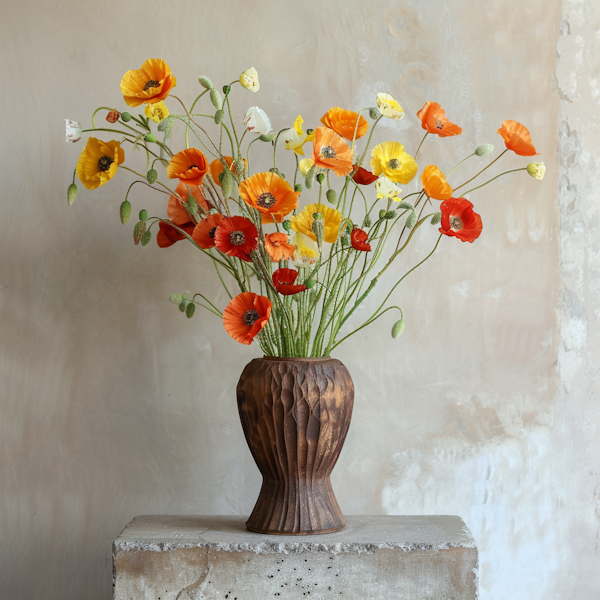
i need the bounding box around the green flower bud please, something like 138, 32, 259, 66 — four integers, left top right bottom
391, 318, 405, 339
406, 211, 417, 229
282, 220, 292, 232
221, 169, 234, 198
186, 303, 196, 318
198, 76, 214, 89
236, 154, 245, 176
304, 279, 316, 289
67, 183, 77, 205
210, 88, 222, 109
326, 189, 337, 204
260, 133, 274, 142
369, 107, 380, 120
147, 169, 158, 184
222, 84, 231, 95
121, 112, 132, 122
363, 215, 372, 228
431, 212, 442, 225
139, 209, 148, 221
214, 109, 225, 124
341, 234, 350, 246
269, 167, 285, 179
316, 173, 325, 184
133, 221, 146, 245
379, 209, 386, 219
312, 219, 324, 247
475, 144, 494, 157
397, 201, 414, 211
169, 293, 183, 304
144, 133, 157, 143
178, 300, 186, 313
120, 200, 132, 225
384, 210, 396, 219
187, 195, 198, 214
305, 165, 317, 189
140, 230, 152, 246
294, 183, 303, 193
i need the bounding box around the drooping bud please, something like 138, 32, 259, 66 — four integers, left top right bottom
282, 220, 292, 232
363, 214, 372, 228
326, 189, 337, 204
144, 133, 157, 143
305, 164, 317, 189
391, 318, 405, 339
120, 200, 132, 225
67, 183, 78, 205
147, 169, 158, 184
379, 209, 386, 219
295, 183, 303, 193
139, 209, 148, 222
214, 109, 225, 124
198, 76, 214, 89
527, 162, 546, 180
169, 293, 183, 304
406, 211, 417, 229
222, 85, 231, 95
209, 88, 222, 109
475, 144, 494, 157
305, 279, 316, 289
383, 211, 395, 219
121, 112, 132, 122
316, 173, 325, 185
179, 300, 186, 313
140, 230, 152, 246
431, 212, 442, 225
221, 168, 234, 198
369, 107, 380, 120
133, 221, 146, 245
186, 303, 196, 318
260, 133, 274, 142
397, 201, 414, 211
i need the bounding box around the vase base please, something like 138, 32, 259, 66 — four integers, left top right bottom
245, 522, 345, 536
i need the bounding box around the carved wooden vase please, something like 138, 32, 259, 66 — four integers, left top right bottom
237, 356, 354, 535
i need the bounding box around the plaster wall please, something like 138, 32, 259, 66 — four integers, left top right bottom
0, 0, 598, 598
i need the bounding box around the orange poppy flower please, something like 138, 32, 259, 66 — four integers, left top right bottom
497, 120, 539, 156
439, 197, 482, 243
167, 148, 208, 186
272, 268, 306, 296
320, 107, 369, 140
421, 165, 453, 200
157, 221, 195, 248
223, 292, 272, 345
264, 233, 296, 262
120, 59, 176, 107
417, 102, 462, 137
311, 126, 353, 177
192, 213, 225, 249
213, 216, 258, 261
168, 183, 210, 224
209, 156, 248, 186
238, 172, 299, 223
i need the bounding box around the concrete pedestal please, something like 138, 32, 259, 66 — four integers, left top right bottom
113, 515, 478, 599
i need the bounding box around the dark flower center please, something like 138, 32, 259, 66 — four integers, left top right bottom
188, 164, 198, 170
435, 119, 444, 130
387, 158, 401, 170
257, 192, 276, 208
209, 227, 217, 239
320, 145, 336, 159
243, 309, 260, 326
143, 80, 160, 91
97, 155, 114, 172
230, 231, 246, 246
449, 215, 463, 231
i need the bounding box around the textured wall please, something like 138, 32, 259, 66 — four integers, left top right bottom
0, 0, 596, 598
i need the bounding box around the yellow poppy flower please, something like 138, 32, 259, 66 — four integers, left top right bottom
144, 101, 169, 123
76, 138, 124, 190
239, 67, 259, 92
376, 93, 404, 120
282, 115, 315, 156
370, 141, 417, 184
292, 232, 319, 265
299, 158, 314, 177
290, 203, 341, 244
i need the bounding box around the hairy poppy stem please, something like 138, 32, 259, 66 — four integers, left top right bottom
414, 132, 428, 159
454, 149, 508, 192
462, 168, 527, 196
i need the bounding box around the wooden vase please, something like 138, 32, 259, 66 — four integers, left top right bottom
237, 356, 354, 535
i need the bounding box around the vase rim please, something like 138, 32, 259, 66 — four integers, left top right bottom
261, 355, 333, 361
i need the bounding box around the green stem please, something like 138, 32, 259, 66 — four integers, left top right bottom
454, 149, 508, 192
462, 168, 527, 196
414, 132, 428, 159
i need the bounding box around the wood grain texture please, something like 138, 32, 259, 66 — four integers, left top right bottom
237, 357, 354, 535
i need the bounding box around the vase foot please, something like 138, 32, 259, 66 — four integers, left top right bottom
245, 523, 345, 536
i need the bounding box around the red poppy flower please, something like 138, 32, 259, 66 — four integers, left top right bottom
439, 197, 482, 243
352, 165, 378, 185
417, 102, 462, 137
223, 292, 272, 345
106, 110, 120, 123
156, 220, 195, 248
272, 268, 307, 295
192, 213, 225, 249
213, 215, 258, 261
350, 227, 371, 252
497, 120, 538, 156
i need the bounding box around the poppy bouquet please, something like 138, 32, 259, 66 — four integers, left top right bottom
65, 59, 545, 357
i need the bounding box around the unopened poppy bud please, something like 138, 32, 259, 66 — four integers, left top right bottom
431, 212, 441, 225
139, 209, 148, 222
363, 215, 372, 228
305, 278, 316, 289
312, 220, 324, 247
527, 162, 546, 180
198, 76, 214, 89
186, 303, 195, 318
379, 209, 386, 219
141, 230, 152, 246
341, 234, 350, 246
260, 133, 274, 142
384, 210, 396, 219
269, 167, 285, 179
391, 318, 405, 339
397, 201, 414, 211
282, 220, 291, 232
121, 112, 132, 122
214, 109, 225, 124
187, 194, 198, 213
120, 200, 132, 225
326, 189, 337, 204
67, 183, 78, 205
133, 221, 145, 245
312, 212, 323, 220
295, 184, 303, 192
236, 154, 245, 175
210, 88, 222, 109
106, 110, 120, 124
316, 173, 325, 184
475, 144, 494, 157
406, 211, 417, 229
369, 107, 380, 120
222, 85, 231, 95
144, 133, 157, 143
305, 165, 317, 189
147, 169, 158, 184
221, 169, 234, 198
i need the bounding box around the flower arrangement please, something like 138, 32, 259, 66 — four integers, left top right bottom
65, 59, 545, 357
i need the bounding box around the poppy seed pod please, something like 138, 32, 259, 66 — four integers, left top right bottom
67, 183, 78, 205
304, 279, 316, 289
198, 76, 214, 89
316, 173, 325, 184
139, 209, 148, 222
121, 112, 132, 122
475, 144, 494, 157
294, 184, 303, 193
282, 220, 292, 232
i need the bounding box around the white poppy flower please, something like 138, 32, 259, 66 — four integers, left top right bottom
65, 119, 82, 143
243, 106, 272, 135
375, 176, 402, 200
